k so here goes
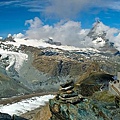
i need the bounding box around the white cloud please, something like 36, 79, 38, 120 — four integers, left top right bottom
7, 34, 12, 37
25, 17, 43, 28
44, 0, 120, 19
0, 37, 3, 39
45, 0, 90, 19
0, 0, 20, 6
104, 1, 120, 11
25, 17, 89, 47
114, 33, 120, 51
18, 0, 120, 19
13, 33, 24, 38
1, 0, 120, 19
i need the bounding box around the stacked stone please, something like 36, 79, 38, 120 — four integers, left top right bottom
58, 80, 83, 104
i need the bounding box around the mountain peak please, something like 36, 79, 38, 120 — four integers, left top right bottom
87, 21, 107, 39
82, 21, 117, 52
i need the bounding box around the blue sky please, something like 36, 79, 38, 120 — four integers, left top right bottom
0, 0, 120, 38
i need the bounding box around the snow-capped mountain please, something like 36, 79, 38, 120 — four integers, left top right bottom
87, 20, 107, 40
83, 20, 118, 53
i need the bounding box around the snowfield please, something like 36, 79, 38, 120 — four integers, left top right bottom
4, 37, 100, 52
0, 48, 28, 72
0, 95, 55, 116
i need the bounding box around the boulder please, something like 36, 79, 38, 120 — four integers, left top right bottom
60, 80, 74, 88
0, 113, 28, 120
0, 112, 11, 120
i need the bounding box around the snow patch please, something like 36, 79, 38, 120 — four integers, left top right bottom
92, 37, 105, 47
0, 49, 28, 72
3, 37, 99, 53
0, 95, 55, 116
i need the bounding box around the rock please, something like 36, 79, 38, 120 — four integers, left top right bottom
12, 115, 28, 120
60, 80, 74, 88
4, 36, 15, 42
49, 96, 120, 120
60, 92, 78, 98
59, 86, 74, 92
0, 113, 28, 120
45, 38, 61, 46
38, 51, 59, 56
0, 112, 11, 120
49, 76, 120, 120
77, 73, 114, 96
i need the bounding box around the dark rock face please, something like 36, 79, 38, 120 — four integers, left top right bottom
12, 115, 28, 120
60, 80, 74, 88
49, 98, 118, 120
77, 73, 114, 96
0, 113, 28, 120
45, 39, 61, 46
114, 51, 120, 56
49, 94, 120, 120
0, 113, 11, 120
4, 36, 15, 42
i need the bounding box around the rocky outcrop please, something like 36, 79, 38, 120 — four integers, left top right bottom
45, 38, 61, 46
49, 98, 120, 120
76, 72, 114, 96
49, 79, 120, 120
4, 36, 15, 42
0, 112, 28, 120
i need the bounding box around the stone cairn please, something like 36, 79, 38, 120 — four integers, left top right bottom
56, 80, 84, 104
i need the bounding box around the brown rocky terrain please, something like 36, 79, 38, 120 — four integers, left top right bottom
19, 45, 118, 81
21, 103, 52, 120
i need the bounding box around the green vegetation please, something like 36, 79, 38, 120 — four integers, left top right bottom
92, 91, 115, 103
